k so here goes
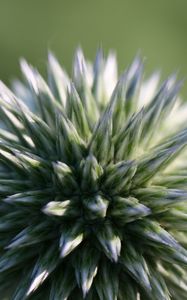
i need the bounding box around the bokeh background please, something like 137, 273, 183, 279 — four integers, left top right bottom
0, 0, 187, 95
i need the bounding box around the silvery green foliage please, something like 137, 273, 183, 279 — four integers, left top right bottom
0, 49, 187, 299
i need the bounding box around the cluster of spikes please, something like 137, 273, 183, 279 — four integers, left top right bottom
1, 48, 187, 300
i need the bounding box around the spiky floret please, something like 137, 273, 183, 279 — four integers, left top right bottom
1, 49, 187, 300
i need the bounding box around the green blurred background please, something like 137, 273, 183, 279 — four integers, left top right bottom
0, 0, 187, 94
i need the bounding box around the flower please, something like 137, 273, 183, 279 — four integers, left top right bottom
0, 48, 187, 299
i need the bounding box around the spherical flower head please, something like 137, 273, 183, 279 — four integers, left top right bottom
0, 48, 187, 299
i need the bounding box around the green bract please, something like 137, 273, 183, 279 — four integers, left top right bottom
0, 49, 187, 299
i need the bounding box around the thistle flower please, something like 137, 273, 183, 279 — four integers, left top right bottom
0, 48, 187, 300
